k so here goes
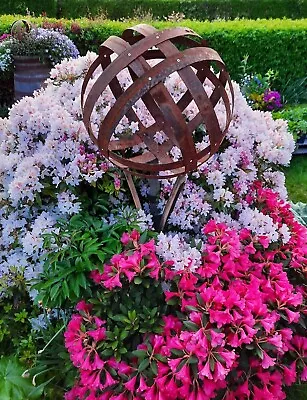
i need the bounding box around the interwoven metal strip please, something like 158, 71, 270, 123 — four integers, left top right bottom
81, 24, 234, 178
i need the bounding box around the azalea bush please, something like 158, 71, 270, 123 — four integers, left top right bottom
64, 194, 307, 399
0, 51, 306, 398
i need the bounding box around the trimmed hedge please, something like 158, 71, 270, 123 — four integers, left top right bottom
59, 0, 307, 21
0, 0, 57, 17
1, 15, 307, 84
0, 0, 307, 20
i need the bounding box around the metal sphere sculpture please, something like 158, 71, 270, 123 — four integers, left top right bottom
81, 24, 234, 179
11, 19, 31, 41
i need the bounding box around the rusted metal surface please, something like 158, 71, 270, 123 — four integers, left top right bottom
81, 24, 234, 230
82, 24, 233, 179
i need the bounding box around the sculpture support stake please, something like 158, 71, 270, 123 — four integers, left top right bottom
123, 170, 142, 210
124, 170, 186, 232
159, 175, 186, 231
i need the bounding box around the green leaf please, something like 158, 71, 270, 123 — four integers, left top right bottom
151, 359, 158, 375
176, 358, 187, 373
209, 358, 215, 372
138, 358, 150, 372
132, 350, 147, 359
188, 356, 198, 364
111, 315, 129, 323
185, 306, 199, 312
256, 347, 264, 360
62, 280, 70, 298
101, 349, 114, 357
155, 354, 167, 363
50, 283, 61, 302
0, 357, 38, 399
183, 321, 199, 332
170, 349, 184, 357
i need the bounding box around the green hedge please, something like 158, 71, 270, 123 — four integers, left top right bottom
1, 15, 307, 84
59, 0, 307, 21
0, 0, 57, 17
0, 0, 307, 20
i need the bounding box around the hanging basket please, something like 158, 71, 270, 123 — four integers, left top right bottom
13, 56, 51, 101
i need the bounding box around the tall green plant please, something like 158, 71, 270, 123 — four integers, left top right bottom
0, 356, 45, 400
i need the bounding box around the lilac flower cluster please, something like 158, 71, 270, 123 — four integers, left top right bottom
28, 28, 80, 65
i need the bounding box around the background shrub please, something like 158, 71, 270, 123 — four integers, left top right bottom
1, 0, 307, 20
61, 0, 307, 20
0, 0, 57, 17
1, 15, 306, 84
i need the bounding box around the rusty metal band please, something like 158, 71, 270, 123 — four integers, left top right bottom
97, 37, 176, 165
96, 47, 228, 174
82, 26, 201, 131
81, 24, 233, 179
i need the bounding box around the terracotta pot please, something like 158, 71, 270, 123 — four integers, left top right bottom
14, 56, 51, 101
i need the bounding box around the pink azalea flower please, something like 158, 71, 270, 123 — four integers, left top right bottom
102, 272, 122, 290
261, 351, 276, 369
124, 375, 137, 392
120, 232, 130, 245
137, 376, 150, 393
199, 359, 213, 380
283, 361, 297, 386
88, 327, 106, 341
301, 366, 307, 381
102, 370, 117, 388
285, 308, 300, 323
76, 300, 93, 314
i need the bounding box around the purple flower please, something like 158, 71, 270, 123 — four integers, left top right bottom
263, 90, 282, 111
0, 33, 10, 42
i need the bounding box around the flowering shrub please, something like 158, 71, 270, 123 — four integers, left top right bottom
0, 36, 12, 76
0, 26, 79, 75
64, 186, 307, 399
0, 52, 305, 398
0, 52, 296, 293
240, 69, 283, 112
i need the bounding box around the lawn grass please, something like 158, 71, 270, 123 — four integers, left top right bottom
285, 155, 307, 203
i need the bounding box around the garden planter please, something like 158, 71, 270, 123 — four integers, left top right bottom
13, 56, 51, 101
295, 134, 307, 155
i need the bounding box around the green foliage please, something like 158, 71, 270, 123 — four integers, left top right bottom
0, 0, 57, 17
273, 105, 307, 141
240, 64, 280, 110
285, 156, 307, 204
33, 210, 146, 309
1, 15, 307, 84
290, 202, 307, 227
62, 0, 307, 20
0, 271, 37, 365
280, 77, 307, 105
0, 356, 43, 400
91, 278, 166, 361
1, 0, 307, 20
29, 316, 75, 399
286, 384, 307, 400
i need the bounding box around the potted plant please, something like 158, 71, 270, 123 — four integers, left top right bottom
0, 20, 79, 101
